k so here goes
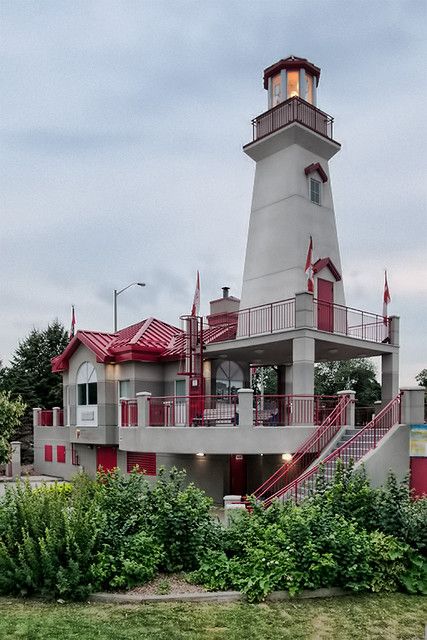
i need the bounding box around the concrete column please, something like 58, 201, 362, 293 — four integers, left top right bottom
9, 441, 21, 478
136, 392, 151, 428
381, 351, 400, 404
237, 388, 254, 427
52, 407, 61, 427
33, 408, 41, 427
337, 390, 356, 426
374, 400, 382, 416
295, 291, 314, 329
285, 365, 293, 395
292, 337, 315, 396
400, 387, 425, 425
389, 316, 400, 346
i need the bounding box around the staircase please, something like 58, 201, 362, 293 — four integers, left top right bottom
271, 393, 402, 505
250, 394, 352, 506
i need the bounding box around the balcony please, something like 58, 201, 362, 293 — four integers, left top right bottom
205, 295, 390, 345
249, 96, 335, 143
33, 408, 64, 427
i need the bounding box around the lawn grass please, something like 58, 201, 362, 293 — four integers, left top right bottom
0, 594, 426, 640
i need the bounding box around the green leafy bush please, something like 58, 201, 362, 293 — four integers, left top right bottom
0, 477, 101, 599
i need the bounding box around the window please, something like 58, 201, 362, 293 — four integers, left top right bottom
287, 70, 299, 98
76, 362, 97, 406
305, 73, 313, 104
119, 379, 131, 399
272, 74, 281, 106
310, 178, 321, 205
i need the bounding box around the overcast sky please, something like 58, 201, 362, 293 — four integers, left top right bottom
1, 0, 426, 384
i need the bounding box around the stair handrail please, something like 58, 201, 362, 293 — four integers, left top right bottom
250, 394, 352, 502
266, 393, 401, 506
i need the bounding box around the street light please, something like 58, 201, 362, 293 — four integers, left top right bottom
113, 282, 146, 332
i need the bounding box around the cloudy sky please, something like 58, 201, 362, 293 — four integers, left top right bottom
1, 0, 426, 384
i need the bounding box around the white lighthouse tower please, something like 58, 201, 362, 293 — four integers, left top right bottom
240, 56, 345, 312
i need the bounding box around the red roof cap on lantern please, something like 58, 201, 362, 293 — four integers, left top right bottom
263, 56, 321, 90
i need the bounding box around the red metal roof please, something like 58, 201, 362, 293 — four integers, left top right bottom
52, 318, 184, 372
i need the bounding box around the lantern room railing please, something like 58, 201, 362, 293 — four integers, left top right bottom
250, 96, 335, 143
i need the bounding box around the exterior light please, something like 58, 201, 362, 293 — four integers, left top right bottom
113, 282, 147, 332
196, 452, 205, 457
282, 453, 293, 462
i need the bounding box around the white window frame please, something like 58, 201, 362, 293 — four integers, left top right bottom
76, 362, 98, 427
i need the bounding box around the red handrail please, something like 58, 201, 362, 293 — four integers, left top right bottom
251, 395, 351, 503
268, 394, 401, 505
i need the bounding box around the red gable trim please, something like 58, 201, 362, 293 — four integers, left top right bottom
304, 162, 328, 183
313, 257, 342, 281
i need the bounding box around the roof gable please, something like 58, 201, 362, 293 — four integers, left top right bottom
313, 257, 342, 281
304, 162, 328, 183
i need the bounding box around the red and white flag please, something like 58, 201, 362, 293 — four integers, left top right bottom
191, 271, 200, 317
70, 305, 76, 340
383, 270, 391, 321
305, 236, 314, 293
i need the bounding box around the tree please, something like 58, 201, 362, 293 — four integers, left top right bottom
415, 369, 427, 388
314, 358, 381, 406
0, 391, 26, 464
1, 321, 68, 409
251, 366, 277, 395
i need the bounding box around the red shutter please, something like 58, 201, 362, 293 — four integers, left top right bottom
57, 445, 66, 463
127, 452, 156, 475
44, 444, 53, 462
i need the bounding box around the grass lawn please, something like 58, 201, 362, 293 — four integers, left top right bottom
0, 594, 426, 640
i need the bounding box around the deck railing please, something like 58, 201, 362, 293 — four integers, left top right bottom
36, 409, 64, 427
254, 395, 340, 426
314, 300, 388, 343
148, 395, 238, 427
120, 399, 138, 427
251, 96, 334, 142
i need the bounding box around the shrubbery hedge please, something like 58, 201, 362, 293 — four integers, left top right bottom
0, 463, 425, 601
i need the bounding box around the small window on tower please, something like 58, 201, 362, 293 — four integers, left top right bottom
310, 178, 321, 205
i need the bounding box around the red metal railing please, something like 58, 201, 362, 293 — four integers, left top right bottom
252, 395, 352, 504
120, 399, 138, 427
251, 96, 334, 143
272, 394, 401, 505
148, 395, 238, 427
37, 409, 64, 427
208, 298, 295, 341
254, 394, 340, 426
314, 299, 389, 343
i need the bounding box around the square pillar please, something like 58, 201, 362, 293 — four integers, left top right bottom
33, 408, 41, 427
237, 388, 254, 427
52, 407, 61, 427
389, 316, 400, 346
295, 291, 314, 329
337, 390, 356, 426
400, 387, 425, 425
381, 351, 399, 404
136, 392, 151, 427
292, 337, 315, 396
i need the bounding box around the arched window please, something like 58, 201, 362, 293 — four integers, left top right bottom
216, 361, 244, 396
76, 362, 98, 406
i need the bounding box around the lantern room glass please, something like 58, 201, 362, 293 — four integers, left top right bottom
305, 73, 313, 103
287, 70, 299, 98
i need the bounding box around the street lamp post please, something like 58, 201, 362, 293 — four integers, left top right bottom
113, 282, 146, 332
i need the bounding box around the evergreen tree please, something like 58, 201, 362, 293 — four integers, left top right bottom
1, 321, 68, 409
415, 369, 427, 388
314, 358, 381, 406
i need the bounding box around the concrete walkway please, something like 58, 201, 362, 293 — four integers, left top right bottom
0, 476, 63, 497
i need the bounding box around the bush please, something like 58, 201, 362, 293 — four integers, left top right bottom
0, 476, 101, 599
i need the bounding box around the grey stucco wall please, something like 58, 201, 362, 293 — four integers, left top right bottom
356, 424, 410, 487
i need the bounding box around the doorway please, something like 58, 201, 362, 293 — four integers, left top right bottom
230, 454, 247, 496
317, 278, 334, 332
96, 446, 117, 472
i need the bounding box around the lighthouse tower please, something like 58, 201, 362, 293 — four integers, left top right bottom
240, 56, 345, 311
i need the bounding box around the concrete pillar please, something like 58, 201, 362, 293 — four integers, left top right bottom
400, 387, 425, 425
136, 392, 151, 428
33, 408, 41, 427
8, 441, 21, 478
337, 390, 356, 426
237, 388, 254, 427
381, 351, 400, 404
388, 316, 400, 346
52, 407, 61, 427
285, 365, 293, 395
292, 337, 315, 395
295, 291, 314, 329
203, 359, 213, 396
374, 400, 382, 416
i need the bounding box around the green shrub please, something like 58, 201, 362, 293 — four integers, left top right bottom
0, 476, 101, 599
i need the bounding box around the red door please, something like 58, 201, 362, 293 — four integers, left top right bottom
317, 278, 334, 332
410, 458, 427, 498
96, 446, 117, 471
230, 454, 247, 496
